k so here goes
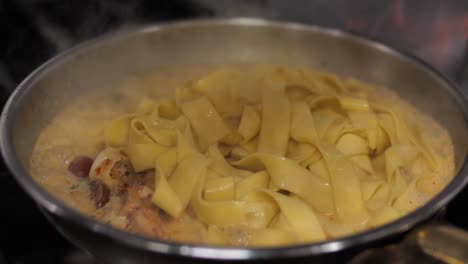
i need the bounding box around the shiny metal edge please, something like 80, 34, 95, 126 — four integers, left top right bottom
1, 17, 467, 260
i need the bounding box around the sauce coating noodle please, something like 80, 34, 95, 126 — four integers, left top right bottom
30, 65, 455, 246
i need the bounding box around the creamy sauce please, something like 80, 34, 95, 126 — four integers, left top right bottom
31, 66, 216, 242
30, 65, 455, 245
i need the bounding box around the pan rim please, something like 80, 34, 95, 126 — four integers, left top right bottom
1, 17, 467, 260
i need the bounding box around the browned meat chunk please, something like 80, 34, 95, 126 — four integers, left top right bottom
119, 185, 167, 239
89, 180, 110, 208
68, 156, 94, 178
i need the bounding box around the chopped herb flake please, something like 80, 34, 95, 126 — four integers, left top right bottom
69, 183, 81, 190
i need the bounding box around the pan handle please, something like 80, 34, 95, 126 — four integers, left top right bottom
350, 223, 468, 264
406, 224, 468, 263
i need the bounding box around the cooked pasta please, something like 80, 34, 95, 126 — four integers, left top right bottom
30, 65, 455, 247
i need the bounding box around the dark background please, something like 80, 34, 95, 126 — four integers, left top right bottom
0, 1, 467, 263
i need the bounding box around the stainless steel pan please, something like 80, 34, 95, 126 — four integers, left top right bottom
1, 19, 468, 263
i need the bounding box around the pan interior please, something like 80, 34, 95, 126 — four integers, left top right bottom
5, 20, 468, 254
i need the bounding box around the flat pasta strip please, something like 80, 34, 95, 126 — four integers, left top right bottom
290, 101, 318, 143
316, 214, 354, 238
152, 165, 184, 218
169, 155, 212, 212
104, 114, 134, 147
289, 101, 369, 224
346, 110, 379, 151
287, 141, 319, 164
312, 109, 344, 140
264, 191, 326, 242
126, 143, 168, 172
140, 115, 180, 147
235, 170, 269, 199
257, 80, 290, 156
128, 118, 155, 144
238, 105, 261, 144
191, 169, 278, 228
93, 65, 454, 247
233, 154, 334, 214
182, 97, 230, 150
176, 127, 198, 162
307, 159, 330, 182
194, 68, 244, 115
369, 206, 401, 227
375, 105, 436, 169
335, 133, 369, 156
206, 145, 253, 179
249, 228, 297, 246
318, 143, 369, 226
204, 176, 235, 201
156, 148, 178, 178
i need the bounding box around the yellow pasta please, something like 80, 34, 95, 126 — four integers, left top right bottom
204, 176, 235, 201
88, 65, 454, 247
249, 228, 297, 246
206, 225, 230, 245
318, 143, 369, 226
264, 191, 326, 242
176, 127, 198, 162
169, 155, 211, 212
191, 171, 278, 228
238, 105, 261, 144
307, 159, 329, 181
194, 68, 244, 115
206, 145, 253, 179
152, 165, 184, 218
258, 79, 290, 156
126, 143, 168, 172
152, 99, 180, 120
128, 118, 155, 144
289, 99, 367, 224
360, 179, 385, 201
103, 114, 134, 147
155, 148, 178, 178
181, 97, 230, 150
369, 206, 401, 227
235, 170, 269, 199
233, 154, 334, 214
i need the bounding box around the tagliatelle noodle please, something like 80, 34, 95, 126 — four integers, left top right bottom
99, 65, 451, 246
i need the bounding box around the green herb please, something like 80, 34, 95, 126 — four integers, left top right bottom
69, 183, 81, 190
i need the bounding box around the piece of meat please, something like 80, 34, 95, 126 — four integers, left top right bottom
89, 180, 110, 208
118, 185, 167, 239
68, 156, 94, 178
136, 169, 155, 189
186, 205, 197, 219
109, 159, 135, 194
89, 148, 128, 188
110, 159, 134, 181
119, 185, 144, 216
129, 206, 167, 239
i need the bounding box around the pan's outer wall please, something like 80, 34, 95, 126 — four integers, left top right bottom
1, 19, 467, 263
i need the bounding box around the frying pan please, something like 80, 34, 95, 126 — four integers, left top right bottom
1, 19, 468, 263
